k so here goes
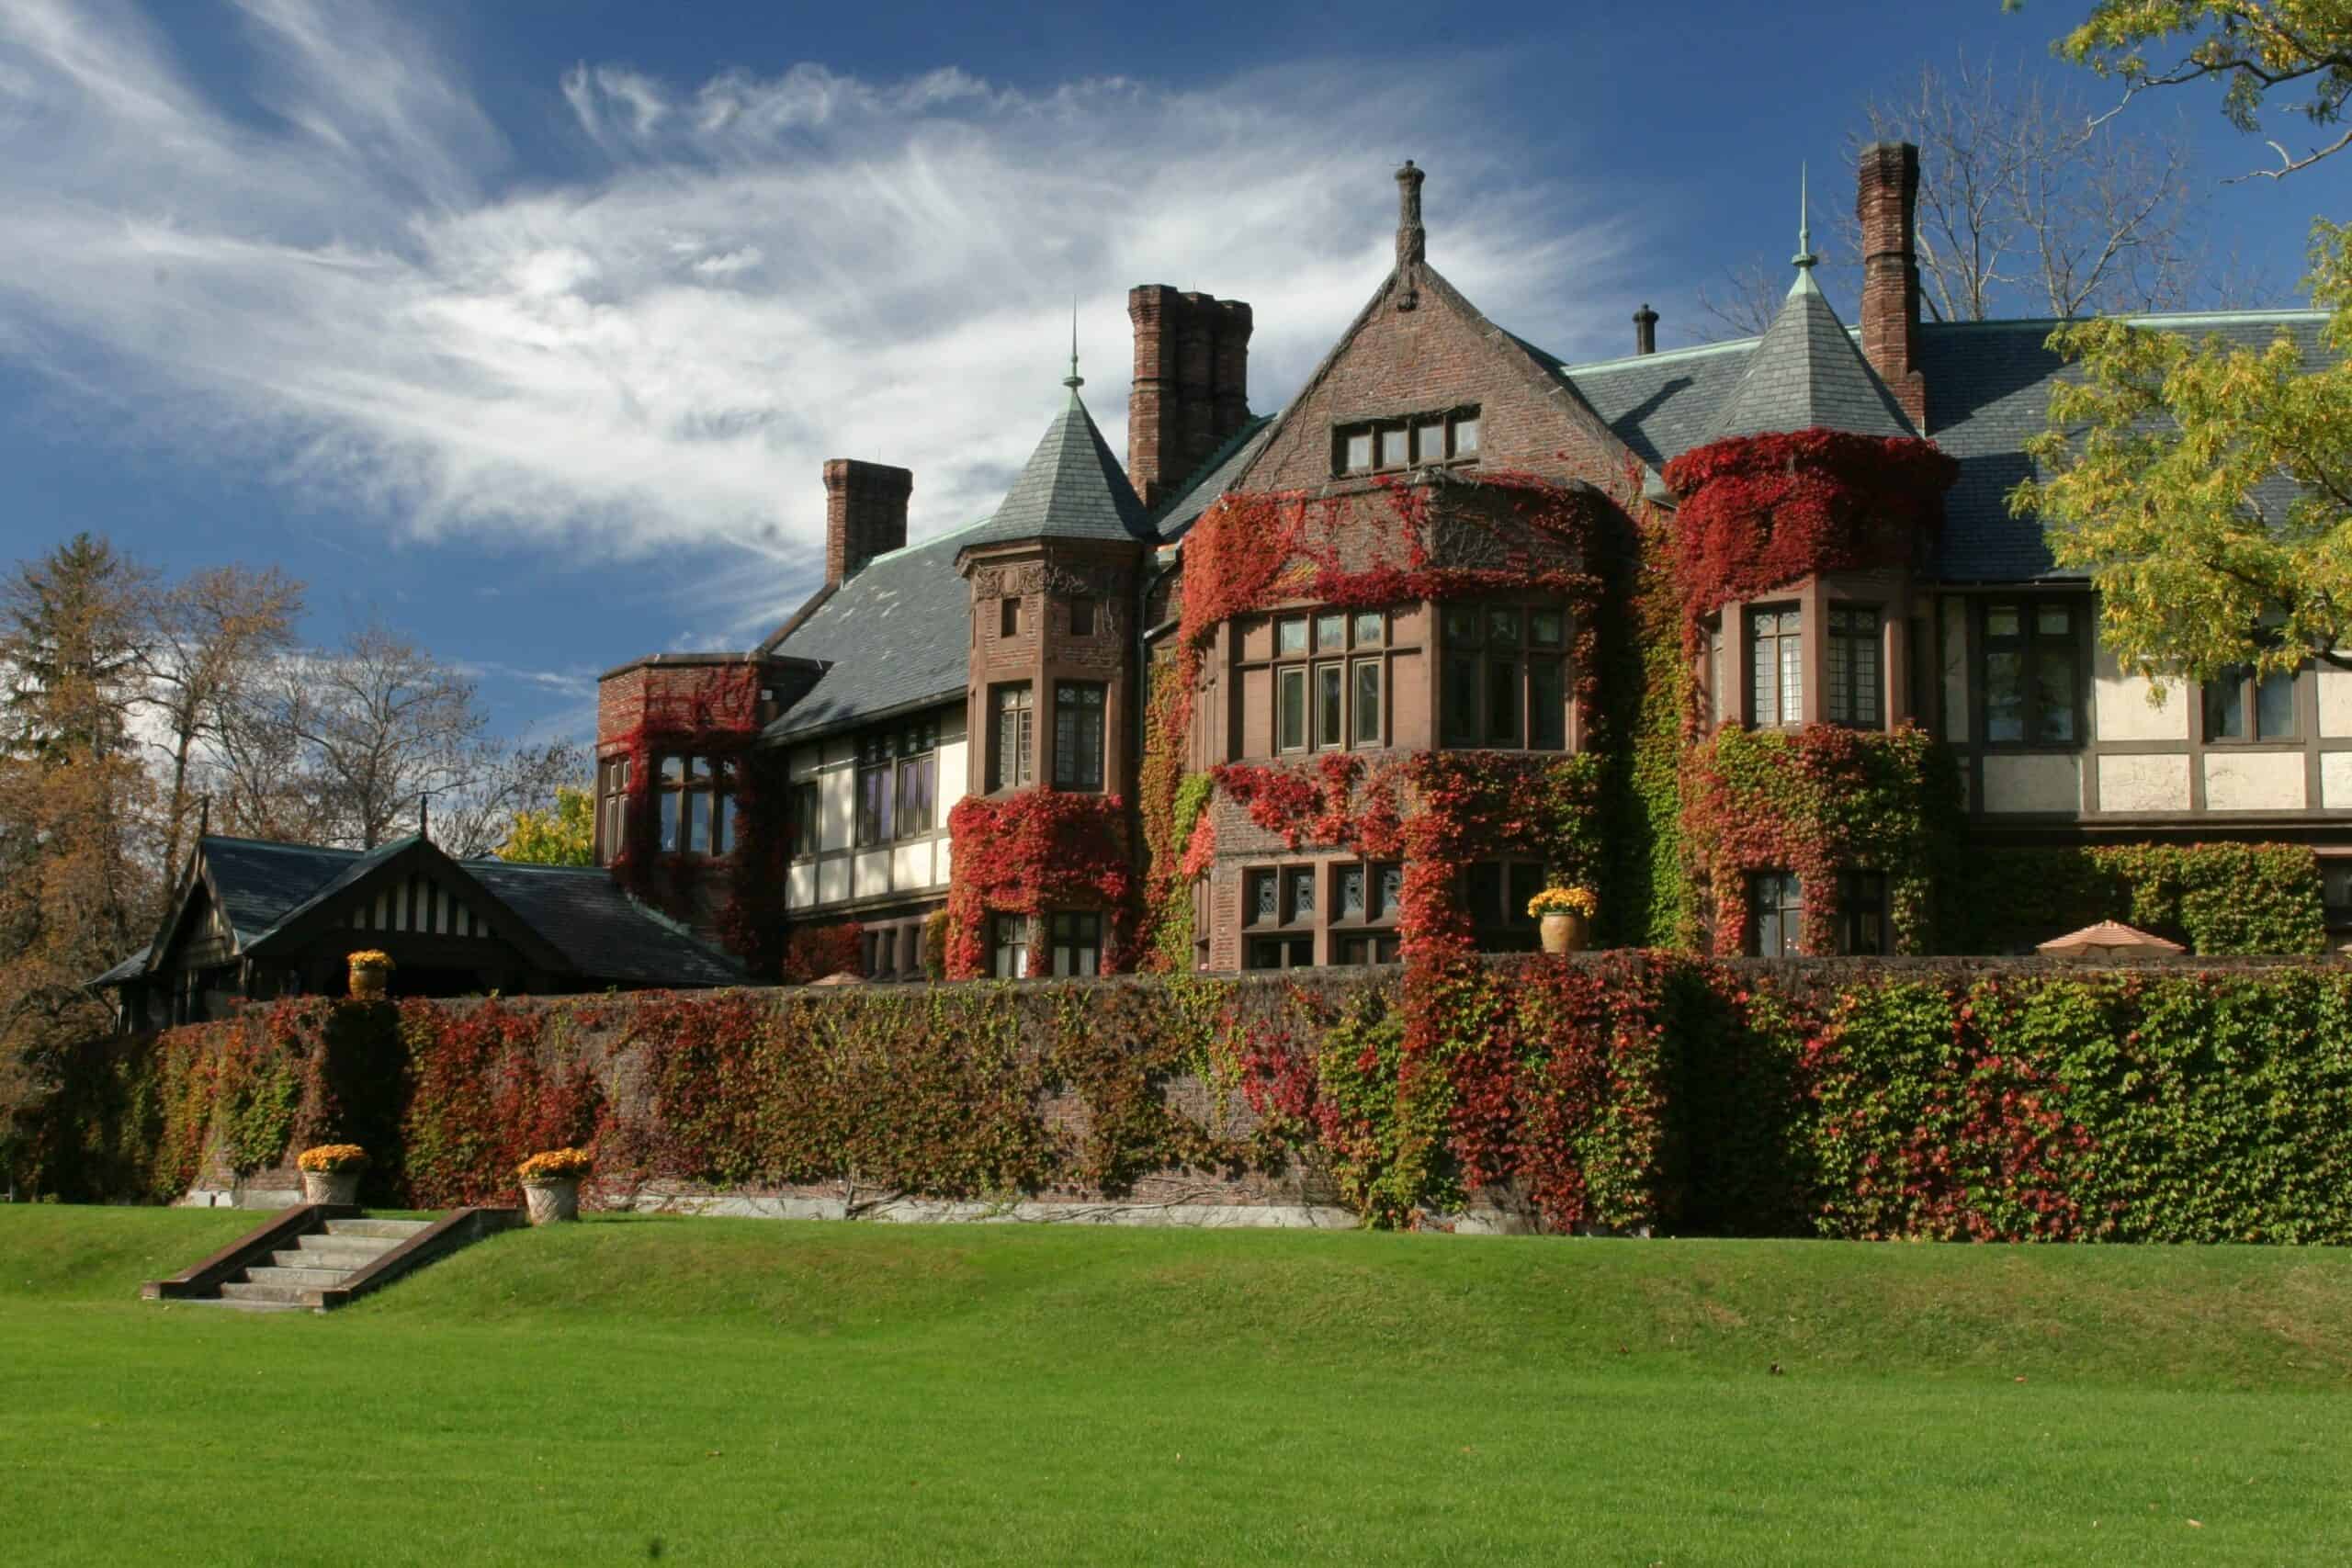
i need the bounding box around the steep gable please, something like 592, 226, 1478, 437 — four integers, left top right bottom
1233, 258, 1645, 500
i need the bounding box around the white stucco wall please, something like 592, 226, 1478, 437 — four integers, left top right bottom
2091, 645, 2189, 741
2204, 750, 2305, 811
2096, 752, 2190, 814
1981, 753, 2082, 814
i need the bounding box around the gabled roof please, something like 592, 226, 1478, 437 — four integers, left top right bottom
464, 861, 747, 987
1546, 307, 2334, 583
956, 386, 1153, 551
1701, 268, 1917, 442
1918, 309, 2332, 581
759, 521, 985, 743
202, 837, 364, 945
96, 833, 742, 989
1150, 415, 1275, 541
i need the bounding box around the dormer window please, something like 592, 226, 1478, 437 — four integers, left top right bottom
1332, 406, 1481, 477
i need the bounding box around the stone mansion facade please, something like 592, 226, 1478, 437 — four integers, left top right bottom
594, 143, 2344, 981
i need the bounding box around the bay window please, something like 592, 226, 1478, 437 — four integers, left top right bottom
1272, 607, 1390, 753
989, 682, 1035, 790
1747, 606, 1803, 728
1826, 606, 1883, 728
1441, 601, 1568, 749
1054, 682, 1106, 790
653, 753, 733, 857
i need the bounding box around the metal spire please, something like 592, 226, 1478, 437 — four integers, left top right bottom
1792, 162, 1817, 271
1063, 297, 1083, 392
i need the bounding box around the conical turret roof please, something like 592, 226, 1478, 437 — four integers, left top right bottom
1703, 175, 1917, 444
958, 383, 1153, 550
1702, 268, 1918, 443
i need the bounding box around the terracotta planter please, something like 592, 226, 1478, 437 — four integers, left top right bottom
523, 1177, 581, 1226
1540, 912, 1591, 956
348, 964, 389, 1001
301, 1168, 362, 1206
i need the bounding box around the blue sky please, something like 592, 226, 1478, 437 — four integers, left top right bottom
0, 0, 2328, 743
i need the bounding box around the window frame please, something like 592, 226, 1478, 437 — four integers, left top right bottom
1330, 405, 1483, 478
855, 718, 939, 848
1748, 870, 1803, 957
596, 754, 631, 864
989, 682, 1035, 792
652, 751, 733, 858
1838, 870, 1888, 956
1267, 606, 1390, 751
1053, 681, 1108, 791
1438, 599, 1571, 752
990, 914, 1031, 979
1977, 597, 2086, 749
2202, 663, 2301, 745
1825, 604, 1884, 729
786, 779, 821, 860
1049, 911, 1102, 976
1747, 604, 1804, 729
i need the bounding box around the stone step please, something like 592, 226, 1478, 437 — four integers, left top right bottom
220, 1280, 322, 1306
182, 1295, 308, 1314
242, 1264, 354, 1288
325, 1218, 430, 1241
268, 1246, 383, 1272
294, 1231, 401, 1258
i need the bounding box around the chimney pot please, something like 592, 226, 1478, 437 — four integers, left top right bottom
822, 458, 912, 586
1633, 302, 1659, 355
1394, 159, 1427, 308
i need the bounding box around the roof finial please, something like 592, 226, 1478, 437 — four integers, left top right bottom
1792, 161, 1817, 271
1063, 296, 1083, 392
419, 789, 430, 840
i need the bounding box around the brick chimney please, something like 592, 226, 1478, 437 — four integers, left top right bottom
1857, 141, 1927, 428
822, 458, 912, 585
1126, 285, 1254, 508
1633, 302, 1658, 355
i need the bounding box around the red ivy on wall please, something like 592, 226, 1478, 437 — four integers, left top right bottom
1680, 724, 1962, 957
781, 921, 865, 985
605, 663, 792, 976
1136, 470, 1620, 966
943, 791, 1136, 979
1660, 428, 1957, 648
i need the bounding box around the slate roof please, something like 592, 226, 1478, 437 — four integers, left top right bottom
465, 860, 746, 987
1546, 306, 2334, 583
1152, 416, 1275, 540
1917, 310, 2331, 580
954, 387, 1153, 549
762, 390, 1268, 744
759, 521, 987, 741
92, 834, 741, 989
202, 837, 363, 943
1702, 269, 1917, 442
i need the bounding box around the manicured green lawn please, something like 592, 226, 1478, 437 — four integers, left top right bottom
4, 1207, 2350, 1564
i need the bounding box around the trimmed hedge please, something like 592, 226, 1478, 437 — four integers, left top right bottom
1954, 843, 2327, 955
19, 958, 2352, 1245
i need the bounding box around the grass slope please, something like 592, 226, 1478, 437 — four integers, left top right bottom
4, 1208, 2350, 1565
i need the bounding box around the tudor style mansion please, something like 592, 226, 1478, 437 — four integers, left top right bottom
592, 143, 2346, 983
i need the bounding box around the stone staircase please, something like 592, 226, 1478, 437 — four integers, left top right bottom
144, 1202, 521, 1313
215, 1217, 433, 1310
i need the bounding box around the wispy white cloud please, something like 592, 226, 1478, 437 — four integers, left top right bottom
0, 2, 1637, 638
